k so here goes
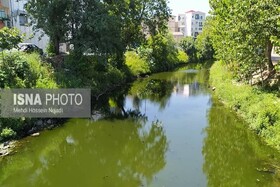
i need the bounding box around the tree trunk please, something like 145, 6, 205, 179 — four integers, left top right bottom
53, 35, 60, 55
266, 40, 274, 73
115, 51, 125, 69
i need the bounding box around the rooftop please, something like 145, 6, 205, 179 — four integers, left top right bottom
185, 10, 205, 14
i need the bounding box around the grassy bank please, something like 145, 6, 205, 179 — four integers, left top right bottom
210, 61, 280, 150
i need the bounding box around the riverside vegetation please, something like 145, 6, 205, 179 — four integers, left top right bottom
207, 0, 280, 151
0, 0, 280, 157
0, 0, 215, 142
0, 0, 193, 142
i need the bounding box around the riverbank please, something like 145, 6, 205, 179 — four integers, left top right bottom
0, 51, 189, 146
210, 61, 280, 150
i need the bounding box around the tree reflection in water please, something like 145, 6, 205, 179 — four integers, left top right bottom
0, 69, 212, 187
203, 100, 280, 187
0, 116, 168, 187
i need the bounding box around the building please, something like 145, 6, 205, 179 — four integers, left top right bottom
168, 10, 206, 40
179, 10, 206, 37
177, 13, 186, 34
0, 0, 10, 29
168, 15, 177, 32
9, 0, 49, 51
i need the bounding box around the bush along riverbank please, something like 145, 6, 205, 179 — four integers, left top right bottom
0, 34, 189, 144
210, 61, 280, 150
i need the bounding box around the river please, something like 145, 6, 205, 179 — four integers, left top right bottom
0, 69, 279, 187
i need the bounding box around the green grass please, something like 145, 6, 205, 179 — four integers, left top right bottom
210, 61, 280, 150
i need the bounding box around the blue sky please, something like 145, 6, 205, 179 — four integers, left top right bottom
168, 0, 211, 15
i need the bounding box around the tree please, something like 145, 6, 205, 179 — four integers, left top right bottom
70, 0, 171, 67
209, 0, 280, 78
195, 17, 215, 61
179, 36, 197, 62
0, 27, 22, 61
26, 0, 70, 55
26, 0, 171, 66
139, 32, 179, 72
0, 27, 22, 50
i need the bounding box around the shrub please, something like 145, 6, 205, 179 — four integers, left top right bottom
24, 53, 58, 88
0, 52, 57, 141
125, 51, 150, 76
0, 51, 57, 88
177, 50, 188, 63
179, 36, 197, 63
0, 128, 16, 140
46, 42, 56, 57
57, 54, 126, 95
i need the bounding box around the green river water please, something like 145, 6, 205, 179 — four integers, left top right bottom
0, 70, 280, 187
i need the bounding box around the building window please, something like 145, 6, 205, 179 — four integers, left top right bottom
178, 16, 181, 21
199, 28, 202, 30
195, 14, 200, 19
0, 10, 7, 19
192, 22, 193, 25
199, 22, 203, 26
201, 16, 203, 19
19, 14, 28, 26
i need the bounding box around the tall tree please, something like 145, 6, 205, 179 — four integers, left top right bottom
209, 0, 280, 78
195, 17, 215, 61
179, 36, 197, 62
26, 0, 171, 65
26, 0, 70, 55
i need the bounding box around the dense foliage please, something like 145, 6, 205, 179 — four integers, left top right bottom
54, 53, 127, 97
209, 0, 280, 81
179, 26, 215, 63
0, 52, 57, 141
125, 51, 150, 76
0, 52, 57, 89
26, 0, 171, 60
206, 0, 280, 153
0, 27, 22, 51
179, 36, 197, 62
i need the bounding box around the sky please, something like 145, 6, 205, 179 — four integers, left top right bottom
168, 0, 211, 16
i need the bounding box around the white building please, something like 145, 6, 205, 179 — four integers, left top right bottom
178, 10, 206, 37
9, 0, 49, 51
168, 16, 176, 32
